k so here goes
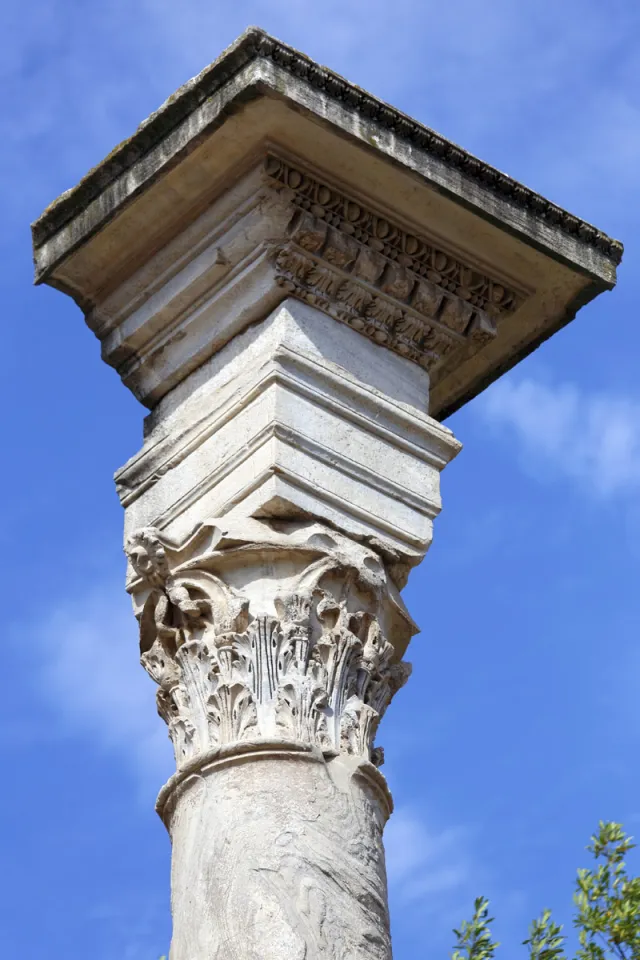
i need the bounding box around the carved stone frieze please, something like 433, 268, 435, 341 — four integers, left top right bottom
265, 154, 526, 372
266, 155, 523, 315
125, 519, 414, 772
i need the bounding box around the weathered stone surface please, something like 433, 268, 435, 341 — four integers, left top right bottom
112, 287, 457, 957
125, 516, 416, 771
32, 26, 621, 960
31, 29, 621, 421
126, 513, 402, 958
161, 747, 392, 960
116, 299, 460, 567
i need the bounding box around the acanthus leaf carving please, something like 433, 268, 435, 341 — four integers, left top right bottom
125, 523, 412, 773
208, 681, 258, 746
275, 667, 331, 748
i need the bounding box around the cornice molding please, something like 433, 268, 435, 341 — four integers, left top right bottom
266, 154, 526, 316
267, 153, 522, 373
32, 27, 623, 267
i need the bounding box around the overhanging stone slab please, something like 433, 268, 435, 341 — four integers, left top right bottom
31, 27, 622, 421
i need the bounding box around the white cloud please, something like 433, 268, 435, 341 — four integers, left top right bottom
386, 807, 472, 908
29, 586, 174, 794
478, 377, 640, 499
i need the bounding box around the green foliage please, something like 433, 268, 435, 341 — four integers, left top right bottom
452, 823, 640, 960
523, 909, 566, 960
452, 896, 500, 960
574, 822, 640, 960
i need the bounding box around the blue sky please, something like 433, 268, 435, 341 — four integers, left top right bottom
3, 1, 640, 957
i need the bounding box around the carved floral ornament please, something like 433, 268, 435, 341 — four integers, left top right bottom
125, 520, 414, 772
265, 154, 529, 373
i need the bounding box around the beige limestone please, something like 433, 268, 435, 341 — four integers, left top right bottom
32, 32, 621, 421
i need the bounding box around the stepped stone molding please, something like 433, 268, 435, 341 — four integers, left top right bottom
114, 299, 461, 568
125, 518, 415, 773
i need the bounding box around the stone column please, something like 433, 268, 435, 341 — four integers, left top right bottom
127, 520, 410, 958
31, 27, 620, 960
121, 297, 460, 958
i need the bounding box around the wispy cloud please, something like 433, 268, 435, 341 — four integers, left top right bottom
28, 586, 173, 794
386, 807, 473, 911
385, 806, 537, 954
477, 377, 640, 499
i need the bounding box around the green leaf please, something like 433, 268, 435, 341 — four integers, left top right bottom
523, 909, 566, 960
451, 897, 500, 960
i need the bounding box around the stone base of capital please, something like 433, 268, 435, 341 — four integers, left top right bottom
117, 298, 461, 570
156, 736, 393, 825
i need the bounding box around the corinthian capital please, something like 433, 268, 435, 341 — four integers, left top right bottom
125, 518, 413, 772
